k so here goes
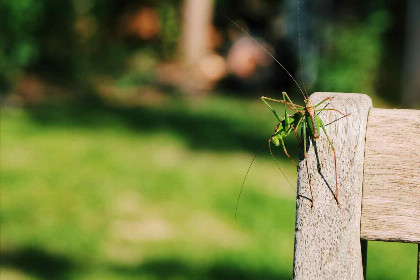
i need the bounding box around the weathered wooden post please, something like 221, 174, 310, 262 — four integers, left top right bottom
293, 92, 420, 279
293, 92, 372, 280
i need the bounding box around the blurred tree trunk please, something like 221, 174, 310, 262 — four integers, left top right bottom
175, 0, 215, 92
180, 0, 214, 66
402, 0, 420, 107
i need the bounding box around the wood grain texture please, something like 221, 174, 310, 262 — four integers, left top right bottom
293, 92, 372, 280
361, 108, 420, 243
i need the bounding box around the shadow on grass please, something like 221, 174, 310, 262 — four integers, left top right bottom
0, 247, 397, 280
24, 103, 299, 156
0, 247, 290, 280
112, 258, 290, 280
0, 247, 76, 280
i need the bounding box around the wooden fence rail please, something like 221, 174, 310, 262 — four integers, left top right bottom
292, 92, 420, 280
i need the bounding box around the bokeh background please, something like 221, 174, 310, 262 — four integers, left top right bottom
1, 0, 419, 279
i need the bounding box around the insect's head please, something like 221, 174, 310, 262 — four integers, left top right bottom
270, 134, 281, 147
304, 98, 312, 107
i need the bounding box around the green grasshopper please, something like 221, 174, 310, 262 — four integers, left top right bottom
261, 91, 349, 207
230, 15, 349, 217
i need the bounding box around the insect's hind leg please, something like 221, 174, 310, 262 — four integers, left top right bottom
301, 121, 314, 207
313, 97, 334, 109
318, 118, 340, 206
314, 97, 351, 118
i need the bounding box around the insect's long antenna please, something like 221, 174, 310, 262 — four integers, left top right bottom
225, 16, 306, 99
235, 142, 267, 220
268, 141, 296, 191
297, 0, 308, 98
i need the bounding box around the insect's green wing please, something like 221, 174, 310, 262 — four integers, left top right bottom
305, 112, 315, 137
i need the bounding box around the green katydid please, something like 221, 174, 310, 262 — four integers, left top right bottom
260, 91, 349, 208
230, 10, 350, 218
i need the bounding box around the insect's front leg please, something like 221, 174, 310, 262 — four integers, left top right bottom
279, 137, 298, 167
291, 113, 304, 144
261, 97, 283, 122
261, 96, 304, 112
282, 92, 301, 112
291, 125, 301, 143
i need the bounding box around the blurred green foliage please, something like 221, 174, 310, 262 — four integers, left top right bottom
317, 10, 391, 96
0, 0, 44, 90
1, 0, 409, 107
0, 0, 181, 92
158, 1, 181, 59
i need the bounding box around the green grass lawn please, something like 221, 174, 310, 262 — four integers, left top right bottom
1, 95, 417, 280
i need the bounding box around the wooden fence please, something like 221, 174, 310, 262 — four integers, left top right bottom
292, 92, 420, 280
